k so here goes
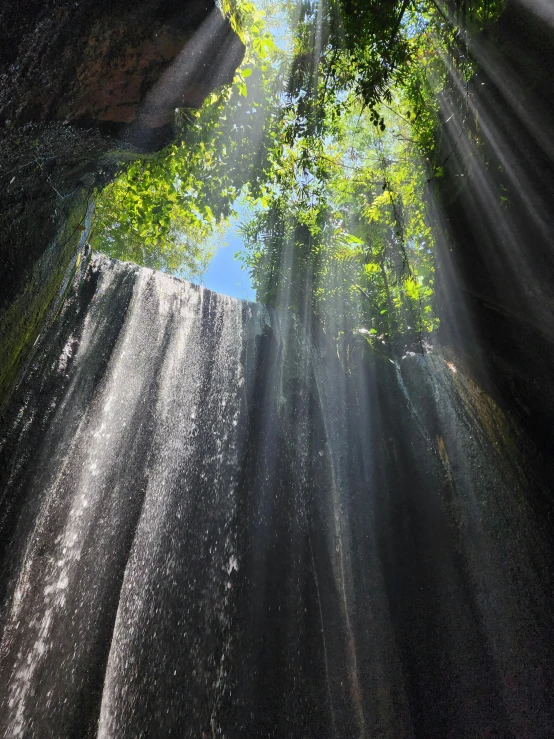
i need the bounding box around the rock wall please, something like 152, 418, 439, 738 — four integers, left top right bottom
0, 0, 243, 130
432, 0, 554, 491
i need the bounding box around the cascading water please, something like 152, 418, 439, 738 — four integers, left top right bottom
0, 255, 249, 736
0, 253, 356, 737
1, 251, 553, 738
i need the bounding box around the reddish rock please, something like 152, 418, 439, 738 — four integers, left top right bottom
0, 0, 244, 130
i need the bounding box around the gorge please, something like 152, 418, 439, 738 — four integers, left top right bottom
1, 0, 554, 737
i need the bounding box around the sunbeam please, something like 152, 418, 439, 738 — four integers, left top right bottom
1, 0, 554, 735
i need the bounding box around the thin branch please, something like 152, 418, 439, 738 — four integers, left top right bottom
388, 0, 412, 53
381, 102, 412, 126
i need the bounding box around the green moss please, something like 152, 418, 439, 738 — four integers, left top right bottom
0, 196, 92, 414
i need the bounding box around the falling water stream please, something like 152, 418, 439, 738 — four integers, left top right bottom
0, 253, 553, 737
0, 254, 354, 737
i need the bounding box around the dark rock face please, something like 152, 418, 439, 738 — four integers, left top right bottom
0, 0, 244, 412
432, 0, 554, 489
0, 0, 243, 129
0, 255, 553, 737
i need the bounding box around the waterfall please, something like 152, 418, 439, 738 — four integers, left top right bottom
0, 254, 351, 737
0, 254, 553, 738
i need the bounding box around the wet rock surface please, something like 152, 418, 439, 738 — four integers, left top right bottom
431, 0, 554, 489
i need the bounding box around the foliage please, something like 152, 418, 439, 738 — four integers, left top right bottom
238, 93, 439, 350
92, 156, 215, 277
230, 0, 446, 353
232, 0, 508, 358
93, 0, 508, 352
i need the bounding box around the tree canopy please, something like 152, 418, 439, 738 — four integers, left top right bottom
92, 0, 506, 352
